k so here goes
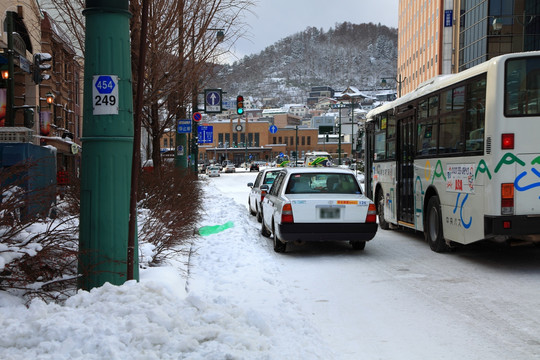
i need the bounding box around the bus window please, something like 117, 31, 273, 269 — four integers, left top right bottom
417, 120, 438, 155
387, 114, 397, 160
465, 75, 486, 152
439, 114, 463, 153
374, 114, 387, 161
505, 57, 540, 116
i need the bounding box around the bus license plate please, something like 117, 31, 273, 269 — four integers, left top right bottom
320, 207, 340, 219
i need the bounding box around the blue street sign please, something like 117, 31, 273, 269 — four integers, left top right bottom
206, 91, 221, 106
94, 75, 116, 94
198, 125, 213, 144
269, 125, 278, 134
204, 89, 222, 113
177, 119, 191, 133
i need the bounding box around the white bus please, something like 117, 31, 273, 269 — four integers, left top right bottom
365, 51, 540, 252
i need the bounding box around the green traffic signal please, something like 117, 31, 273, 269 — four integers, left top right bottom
236, 95, 244, 115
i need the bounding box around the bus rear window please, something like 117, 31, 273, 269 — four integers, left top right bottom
505, 57, 540, 116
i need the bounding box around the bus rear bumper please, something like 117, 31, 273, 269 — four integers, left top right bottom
484, 215, 540, 237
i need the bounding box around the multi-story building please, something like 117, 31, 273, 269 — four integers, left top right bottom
39, 11, 83, 175
397, 0, 447, 95
457, 0, 540, 71
161, 118, 353, 166
306, 86, 335, 107
0, 4, 83, 183
397, 0, 540, 96
0, 3, 42, 130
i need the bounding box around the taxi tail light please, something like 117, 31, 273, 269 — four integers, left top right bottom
501, 183, 514, 215
281, 203, 294, 223
366, 203, 377, 223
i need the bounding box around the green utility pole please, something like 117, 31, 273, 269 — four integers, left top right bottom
79, 0, 138, 290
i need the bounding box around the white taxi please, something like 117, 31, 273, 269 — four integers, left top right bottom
260, 167, 377, 253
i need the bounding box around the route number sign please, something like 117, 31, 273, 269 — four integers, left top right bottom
92, 75, 119, 115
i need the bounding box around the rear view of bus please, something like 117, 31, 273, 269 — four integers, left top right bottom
365, 51, 540, 252
486, 54, 540, 243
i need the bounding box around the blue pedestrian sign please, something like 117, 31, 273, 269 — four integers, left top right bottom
269, 125, 278, 134
92, 75, 119, 115
198, 125, 214, 144
177, 119, 191, 133
204, 89, 222, 113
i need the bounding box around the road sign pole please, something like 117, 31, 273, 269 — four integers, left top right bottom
175, 119, 189, 168
79, 0, 138, 290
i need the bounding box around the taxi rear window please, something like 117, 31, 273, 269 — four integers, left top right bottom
285, 173, 361, 194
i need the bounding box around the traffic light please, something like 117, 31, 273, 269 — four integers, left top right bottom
33, 53, 52, 84
236, 95, 244, 115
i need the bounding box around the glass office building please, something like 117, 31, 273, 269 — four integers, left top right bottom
459, 0, 540, 71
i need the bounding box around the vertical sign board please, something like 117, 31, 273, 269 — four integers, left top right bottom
92, 75, 119, 115
198, 125, 213, 144
444, 10, 453, 27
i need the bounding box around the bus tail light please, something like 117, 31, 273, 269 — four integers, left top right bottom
366, 203, 377, 223
502, 133, 514, 149
501, 183, 514, 215
281, 203, 294, 223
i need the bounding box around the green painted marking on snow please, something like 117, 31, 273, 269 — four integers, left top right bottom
198, 221, 234, 236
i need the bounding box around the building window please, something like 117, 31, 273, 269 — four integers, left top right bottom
307, 136, 311, 145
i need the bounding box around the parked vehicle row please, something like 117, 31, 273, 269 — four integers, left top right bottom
248, 167, 377, 253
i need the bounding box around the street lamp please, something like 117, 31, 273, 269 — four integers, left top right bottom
295, 125, 298, 166
46, 91, 55, 107
338, 102, 342, 165
381, 74, 406, 98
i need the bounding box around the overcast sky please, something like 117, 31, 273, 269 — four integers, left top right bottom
226, 0, 399, 63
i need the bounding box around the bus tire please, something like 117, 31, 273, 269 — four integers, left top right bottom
377, 191, 390, 230
425, 196, 451, 253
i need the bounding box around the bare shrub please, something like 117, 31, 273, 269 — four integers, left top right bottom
138, 164, 203, 264
1, 159, 203, 303
1, 164, 79, 303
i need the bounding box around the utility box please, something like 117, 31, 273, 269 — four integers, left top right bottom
0, 143, 57, 221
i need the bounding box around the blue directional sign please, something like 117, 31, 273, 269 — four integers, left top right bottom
198, 125, 214, 144
177, 119, 192, 133
269, 125, 278, 134
94, 75, 116, 94
204, 89, 222, 113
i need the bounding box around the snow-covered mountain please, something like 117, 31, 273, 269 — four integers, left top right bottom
208, 22, 398, 106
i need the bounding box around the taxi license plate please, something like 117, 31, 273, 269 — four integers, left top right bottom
320, 207, 340, 219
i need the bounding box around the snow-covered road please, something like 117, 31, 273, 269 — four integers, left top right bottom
2, 168, 539, 359
210, 169, 540, 360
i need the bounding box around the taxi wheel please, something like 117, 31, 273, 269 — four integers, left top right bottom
273, 227, 287, 253
261, 217, 271, 238
249, 200, 256, 216
351, 241, 366, 250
